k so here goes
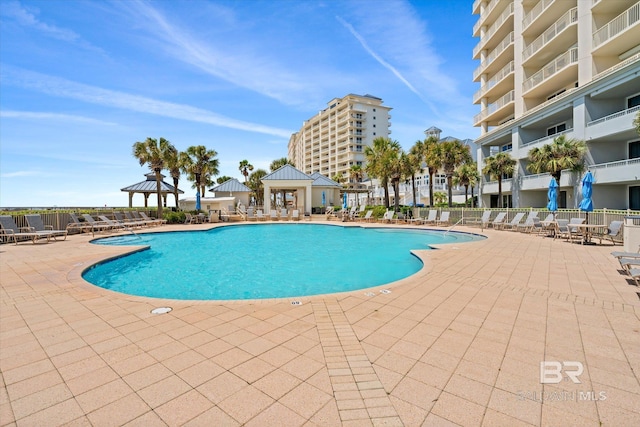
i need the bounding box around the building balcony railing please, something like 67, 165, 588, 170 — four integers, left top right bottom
473, 31, 514, 80
473, 61, 514, 103
593, 1, 640, 48
523, 0, 556, 31
473, 2, 514, 58
483, 178, 513, 194
522, 47, 578, 94
473, 0, 501, 35
474, 90, 515, 124
522, 7, 577, 63
520, 128, 573, 148
587, 105, 640, 127
520, 170, 572, 189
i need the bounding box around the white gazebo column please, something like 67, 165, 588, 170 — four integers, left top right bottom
263, 183, 271, 214
305, 183, 312, 214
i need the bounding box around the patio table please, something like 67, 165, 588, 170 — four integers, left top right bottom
575, 223, 608, 245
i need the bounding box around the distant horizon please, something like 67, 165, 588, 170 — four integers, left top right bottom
1, 0, 478, 207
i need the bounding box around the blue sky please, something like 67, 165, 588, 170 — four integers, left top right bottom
0, 0, 478, 208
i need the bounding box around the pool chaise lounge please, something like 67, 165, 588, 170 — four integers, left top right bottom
435, 211, 450, 226
0, 215, 51, 245
501, 212, 525, 230
137, 212, 166, 226
24, 214, 68, 241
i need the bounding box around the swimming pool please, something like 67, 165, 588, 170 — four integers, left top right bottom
83, 224, 483, 300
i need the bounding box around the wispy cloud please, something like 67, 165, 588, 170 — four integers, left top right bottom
114, 0, 315, 107
0, 0, 103, 52
1, 66, 294, 138
0, 110, 117, 126
0, 170, 43, 178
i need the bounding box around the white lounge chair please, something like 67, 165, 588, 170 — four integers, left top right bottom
66, 213, 95, 234
501, 212, 525, 230
280, 208, 289, 221
138, 212, 165, 226
436, 211, 450, 226
515, 211, 539, 233
465, 210, 492, 228
489, 212, 507, 228
380, 210, 395, 223
358, 210, 374, 222
246, 208, 257, 221
628, 268, 640, 286
421, 210, 438, 225
256, 210, 266, 221
270, 211, 279, 221
82, 214, 115, 234
596, 220, 623, 245
291, 210, 300, 221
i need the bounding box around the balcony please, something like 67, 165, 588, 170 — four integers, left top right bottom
522, 47, 578, 97
474, 90, 515, 125
483, 178, 512, 194
590, 158, 640, 184
473, 0, 501, 36
473, 32, 514, 81
592, 1, 640, 56
519, 128, 573, 155
523, 0, 571, 36
586, 105, 640, 139
522, 7, 578, 66
473, 2, 514, 59
473, 61, 514, 103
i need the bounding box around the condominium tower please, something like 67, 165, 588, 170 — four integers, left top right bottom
288, 94, 392, 181
473, 0, 640, 210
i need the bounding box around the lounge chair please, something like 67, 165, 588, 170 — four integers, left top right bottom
138, 212, 165, 226
304, 211, 312, 221
25, 214, 68, 241
325, 206, 336, 220
246, 208, 257, 221
489, 212, 507, 228
280, 208, 289, 221
129, 211, 156, 227
184, 213, 196, 224
628, 268, 640, 286
381, 210, 395, 223
115, 212, 144, 228
611, 251, 640, 259
66, 213, 95, 234
0, 215, 50, 245
501, 212, 525, 230
465, 210, 492, 228
291, 210, 300, 221
82, 214, 115, 234
358, 210, 374, 222
515, 211, 539, 233
596, 220, 623, 245
436, 211, 450, 226
394, 212, 408, 224
270, 210, 279, 221
618, 257, 640, 272
98, 215, 128, 231
421, 210, 438, 225
566, 217, 586, 242
256, 210, 266, 221
554, 219, 570, 240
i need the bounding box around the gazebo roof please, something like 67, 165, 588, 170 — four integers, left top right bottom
210, 178, 251, 193
309, 172, 342, 188
262, 164, 313, 181
121, 172, 183, 194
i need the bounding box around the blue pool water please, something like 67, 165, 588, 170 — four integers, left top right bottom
83, 224, 483, 300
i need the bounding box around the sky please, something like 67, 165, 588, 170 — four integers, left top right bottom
0, 0, 479, 208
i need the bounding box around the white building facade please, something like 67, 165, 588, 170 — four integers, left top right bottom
288, 94, 392, 181
473, 0, 640, 209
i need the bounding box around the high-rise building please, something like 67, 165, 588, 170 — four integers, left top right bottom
288, 94, 392, 181
473, 0, 640, 209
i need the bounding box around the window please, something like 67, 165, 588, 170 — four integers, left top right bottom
501, 144, 512, 151
356, 145, 362, 152
547, 123, 567, 136
373, 132, 376, 136
628, 94, 640, 109
630, 186, 640, 210
373, 108, 376, 112
630, 141, 640, 159
373, 124, 376, 128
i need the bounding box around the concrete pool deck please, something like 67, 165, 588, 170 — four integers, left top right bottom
1, 221, 639, 426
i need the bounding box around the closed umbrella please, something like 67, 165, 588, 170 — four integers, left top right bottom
342, 192, 347, 210
547, 178, 558, 215
322, 191, 325, 207
195, 191, 201, 211
579, 171, 594, 224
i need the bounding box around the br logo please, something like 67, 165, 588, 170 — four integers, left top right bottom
540, 361, 583, 384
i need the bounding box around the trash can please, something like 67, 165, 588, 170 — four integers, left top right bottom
623, 215, 640, 252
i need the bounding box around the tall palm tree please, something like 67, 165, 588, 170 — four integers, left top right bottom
439, 139, 473, 207
453, 162, 480, 207
482, 152, 516, 208
164, 145, 182, 209
407, 140, 424, 208
132, 137, 174, 218
349, 165, 364, 206
364, 137, 399, 209
388, 150, 413, 212
217, 176, 233, 184
422, 136, 441, 207
238, 160, 254, 184
180, 146, 219, 209
270, 157, 294, 171
248, 169, 268, 206
634, 110, 640, 136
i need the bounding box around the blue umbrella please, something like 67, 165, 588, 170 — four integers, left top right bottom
322, 191, 326, 207
343, 192, 347, 210
195, 191, 201, 211
547, 178, 558, 213
579, 171, 594, 223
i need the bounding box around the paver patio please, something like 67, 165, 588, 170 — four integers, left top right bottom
1, 221, 639, 426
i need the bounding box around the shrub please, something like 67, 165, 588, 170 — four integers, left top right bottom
164, 211, 185, 224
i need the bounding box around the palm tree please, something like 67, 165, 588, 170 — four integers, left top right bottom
238, 160, 254, 184
247, 169, 268, 206
164, 145, 182, 209
422, 136, 441, 207
132, 137, 174, 218
364, 137, 400, 209
407, 140, 424, 208
634, 110, 640, 136
439, 139, 473, 207
332, 173, 344, 185
270, 157, 294, 171
216, 176, 233, 184
180, 146, 219, 210
482, 152, 516, 208
453, 162, 480, 207
349, 165, 364, 206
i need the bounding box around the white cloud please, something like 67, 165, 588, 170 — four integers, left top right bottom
0, 170, 43, 178
0, 110, 117, 126
1, 66, 294, 138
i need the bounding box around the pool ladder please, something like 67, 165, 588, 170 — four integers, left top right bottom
443, 218, 464, 237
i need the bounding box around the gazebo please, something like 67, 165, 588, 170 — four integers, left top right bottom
120, 172, 183, 208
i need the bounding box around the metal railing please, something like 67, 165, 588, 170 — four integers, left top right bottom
521, 128, 573, 148
523, 7, 577, 62
586, 105, 640, 127
474, 90, 515, 123
522, 47, 578, 93
474, 61, 514, 103
589, 158, 640, 170
593, 1, 640, 48
523, 0, 556, 30
474, 32, 514, 80
473, 2, 515, 58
